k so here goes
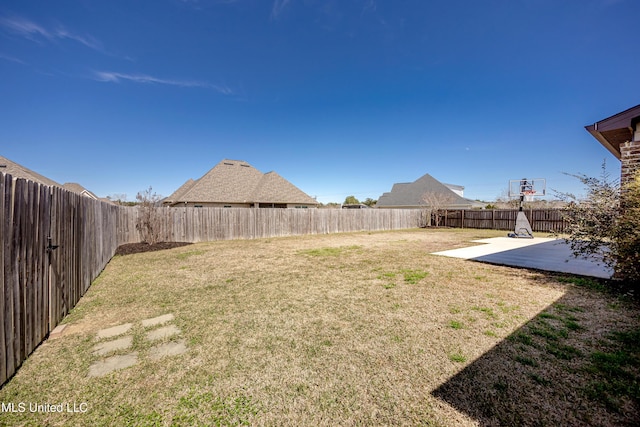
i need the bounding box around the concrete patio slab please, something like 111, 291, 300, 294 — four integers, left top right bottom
432, 237, 613, 279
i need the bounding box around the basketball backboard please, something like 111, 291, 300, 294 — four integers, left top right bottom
508, 178, 546, 199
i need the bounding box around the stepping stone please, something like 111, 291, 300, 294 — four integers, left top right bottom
141, 313, 174, 328
88, 353, 138, 377
149, 339, 188, 360
145, 325, 181, 342
49, 324, 68, 340
92, 336, 133, 356
96, 323, 133, 339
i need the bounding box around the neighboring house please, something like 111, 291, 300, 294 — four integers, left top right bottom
586, 104, 640, 188
0, 155, 61, 187
164, 159, 319, 208
376, 173, 484, 209
443, 183, 464, 198
0, 155, 101, 200
63, 182, 99, 200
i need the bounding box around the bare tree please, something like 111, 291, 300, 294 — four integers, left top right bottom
107, 193, 130, 206
135, 187, 163, 244
493, 188, 520, 209
422, 191, 456, 227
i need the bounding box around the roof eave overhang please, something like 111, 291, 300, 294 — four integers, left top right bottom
585, 125, 622, 160
585, 104, 640, 160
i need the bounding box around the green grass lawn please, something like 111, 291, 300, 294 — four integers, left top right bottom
1, 229, 638, 426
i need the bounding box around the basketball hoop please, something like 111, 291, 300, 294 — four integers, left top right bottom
523, 190, 536, 202
506, 178, 546, 238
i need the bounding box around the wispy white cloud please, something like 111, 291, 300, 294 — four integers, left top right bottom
0, 16, 49, 41
271, 0, 292, 20
0, 15, 103, 51
53, 26, 103, 51
363, 0, 377, 13
0, 53, 26, 64
93, 70, 234, 95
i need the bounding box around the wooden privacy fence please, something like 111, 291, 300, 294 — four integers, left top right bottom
1, 170, 572, 388
1, 175, 427, 386
437, 209, 568, 233
1, 173, 127, 385
118, 207, 429, 243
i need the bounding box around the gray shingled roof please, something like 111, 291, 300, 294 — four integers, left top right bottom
168, 178, 197, 202
376, 173, 474, 208
165, 159, 318, 206
63, 182, 99, 199
0, 155, 61, 187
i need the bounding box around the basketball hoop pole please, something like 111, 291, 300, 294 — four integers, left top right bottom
519, 190, 524, 212
509, 178, 534, 239
507, 178, 545, 238
518, 178, 532, 212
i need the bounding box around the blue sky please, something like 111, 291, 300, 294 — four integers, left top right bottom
1, 0, 637, 204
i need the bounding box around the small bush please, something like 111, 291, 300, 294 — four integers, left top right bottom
556, 165, 640, 285
135, 186, 163, 245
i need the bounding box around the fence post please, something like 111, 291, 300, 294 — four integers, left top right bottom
461, 209, 464, 229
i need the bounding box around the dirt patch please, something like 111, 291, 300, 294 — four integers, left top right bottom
115, 242, 192, 256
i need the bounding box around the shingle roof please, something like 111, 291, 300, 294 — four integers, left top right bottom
376, 173, 474, 208
251, 171, 316, 203
168, 178, 197, 202
0, 155, 61, 187
63, 182, 99, 199
165, 159, 318, 205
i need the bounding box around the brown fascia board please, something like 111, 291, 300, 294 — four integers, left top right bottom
585, 125, 622, 159
585, 104, 640, 159
588, 104, 640, 132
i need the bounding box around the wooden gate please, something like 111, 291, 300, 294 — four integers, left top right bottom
1, 175, 51, 385
1, 173, 122, 385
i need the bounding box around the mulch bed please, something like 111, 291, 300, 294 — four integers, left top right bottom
115, 242, 192, 256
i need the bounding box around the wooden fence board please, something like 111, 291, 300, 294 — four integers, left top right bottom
3, 175, 15, 383
0, 174, 7, 384
13, 178, 25, 372
24, 180, 34, 357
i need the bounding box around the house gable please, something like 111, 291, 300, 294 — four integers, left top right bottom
377, 173, 474, 209
63, 183, 99, 199
166, 159, 318, 207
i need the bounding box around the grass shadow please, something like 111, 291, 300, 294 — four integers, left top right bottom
432, 276, 640, 426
